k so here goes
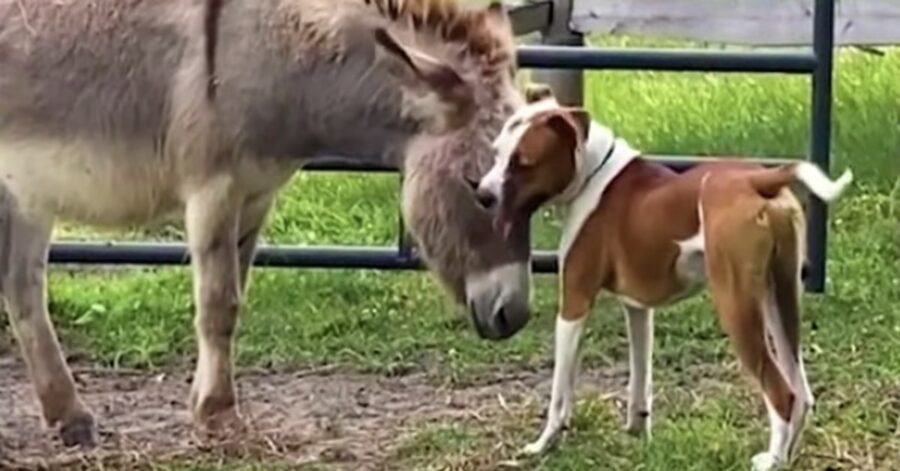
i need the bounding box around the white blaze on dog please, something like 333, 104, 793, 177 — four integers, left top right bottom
479, 96, 562, 198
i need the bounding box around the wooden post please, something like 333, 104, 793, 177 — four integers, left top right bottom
531, 0, 584, 106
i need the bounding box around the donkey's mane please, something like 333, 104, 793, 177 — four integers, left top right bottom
364, 0, 514, 69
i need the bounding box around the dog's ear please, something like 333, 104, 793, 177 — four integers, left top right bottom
524, 83, 555, 104
564, 107, 591, 143
517, 109, 579, 167
484, 2, 511, 26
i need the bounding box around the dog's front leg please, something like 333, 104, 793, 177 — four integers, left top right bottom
522, 314, 586, 455
622, 303, 654, 437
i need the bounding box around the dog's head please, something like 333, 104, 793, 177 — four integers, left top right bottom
473, 84, 591, 238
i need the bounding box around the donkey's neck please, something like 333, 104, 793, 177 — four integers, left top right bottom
213, 1, 458, 167
216, 55, 419, 166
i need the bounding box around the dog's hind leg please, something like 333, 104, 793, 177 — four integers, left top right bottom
0, 187, 96, 447
763, 194, 814, 460
703, 195, 811, 471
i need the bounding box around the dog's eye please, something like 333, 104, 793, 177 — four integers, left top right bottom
509, 151, 524, 168
463, 175, 480, 191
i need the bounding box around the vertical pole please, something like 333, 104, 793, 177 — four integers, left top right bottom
530, 0, 584, 106
807, 0, 835, 293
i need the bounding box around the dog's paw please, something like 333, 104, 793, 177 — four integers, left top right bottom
751, 452, 782, 471
521, 440, 548, 456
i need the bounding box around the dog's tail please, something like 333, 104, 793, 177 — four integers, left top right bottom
748, 162, 853, 202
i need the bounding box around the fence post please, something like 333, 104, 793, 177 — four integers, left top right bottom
531, 0, 584, 106
806, 0, 835, 293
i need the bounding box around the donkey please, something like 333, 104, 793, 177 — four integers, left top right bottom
0, 0, 529, 447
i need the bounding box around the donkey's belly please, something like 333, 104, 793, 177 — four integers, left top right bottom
0, 135, 182, 226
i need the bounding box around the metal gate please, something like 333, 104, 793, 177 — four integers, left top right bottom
48, 0, 837, 293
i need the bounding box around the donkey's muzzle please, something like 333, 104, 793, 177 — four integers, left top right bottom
465, 262, 531, 340
468, 295, 529, 340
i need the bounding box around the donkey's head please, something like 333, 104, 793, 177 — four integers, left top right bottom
393, 2, 535, 340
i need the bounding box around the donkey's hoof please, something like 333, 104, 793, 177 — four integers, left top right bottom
59, 413, 97, 448
194, 406, 247, 438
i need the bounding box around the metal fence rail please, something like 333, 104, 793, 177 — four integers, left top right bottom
517, 47, 819, 73
48, 0, 837, 293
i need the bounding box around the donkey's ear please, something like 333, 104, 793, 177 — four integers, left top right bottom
524, 83, 555, 104
374, 28, 466, 94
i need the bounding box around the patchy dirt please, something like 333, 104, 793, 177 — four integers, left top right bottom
0, 354, 626, 470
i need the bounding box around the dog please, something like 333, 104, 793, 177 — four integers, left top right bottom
475, 84, 853, 471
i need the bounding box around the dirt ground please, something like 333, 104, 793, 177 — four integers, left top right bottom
0, 354, 625, 470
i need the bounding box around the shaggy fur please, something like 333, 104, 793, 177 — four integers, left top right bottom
0, 0, 524, 446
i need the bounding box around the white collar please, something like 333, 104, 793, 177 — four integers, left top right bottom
557, 122, 641, 263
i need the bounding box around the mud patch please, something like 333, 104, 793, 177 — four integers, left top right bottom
0, 355, 626, 470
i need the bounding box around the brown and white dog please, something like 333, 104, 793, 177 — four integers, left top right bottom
475, 85, 853, 470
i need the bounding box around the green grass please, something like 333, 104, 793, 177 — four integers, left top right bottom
4, 39, 900, 469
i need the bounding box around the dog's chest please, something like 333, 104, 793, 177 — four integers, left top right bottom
671, 229, 708, 302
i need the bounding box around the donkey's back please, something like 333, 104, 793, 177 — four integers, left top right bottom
0, 0, 216, 225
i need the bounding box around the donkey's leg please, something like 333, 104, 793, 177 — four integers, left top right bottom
0, 200, 95, 446
236, 194, 276, 293
184, 178, 243, 430
621, 303, 654, 437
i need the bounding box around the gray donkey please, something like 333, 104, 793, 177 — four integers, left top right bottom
0, 0, 531, 447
